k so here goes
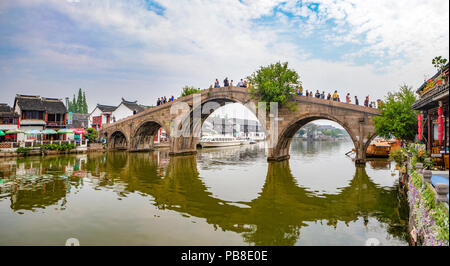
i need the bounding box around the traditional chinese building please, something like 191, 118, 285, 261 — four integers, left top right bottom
13, 95, 67, 131
89, 104, 117, 130
0, 103, 19, 132
111, 98, 146, 122
42, 97, 68, 130
412, 63, 449, 170
13, 95, 47, 131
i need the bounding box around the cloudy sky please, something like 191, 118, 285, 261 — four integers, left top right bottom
0, 0, 448, 113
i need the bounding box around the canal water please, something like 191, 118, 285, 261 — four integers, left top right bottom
0, 139, 409, 245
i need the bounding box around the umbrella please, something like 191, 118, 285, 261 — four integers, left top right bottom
5, 129, 24, 134
42, 129, 57, 134
58, 128, 74, 134
73, 128, 87, 135
25, 129, 43, 135
0, 130, 5, 136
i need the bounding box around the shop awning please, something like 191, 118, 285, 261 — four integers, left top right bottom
42, 129, 57, 134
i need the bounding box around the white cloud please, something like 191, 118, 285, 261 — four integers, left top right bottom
0, 0, 448, 110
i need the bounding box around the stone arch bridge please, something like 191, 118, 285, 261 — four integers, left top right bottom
99, 86, 380, 163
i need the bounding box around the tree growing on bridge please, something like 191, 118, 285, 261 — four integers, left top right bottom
180, 86, 201, 97
247, 61, 301, 110
373, 85, 418, 142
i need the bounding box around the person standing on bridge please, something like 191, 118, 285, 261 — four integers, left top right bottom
315, 90, 320, 98
157, 98, 161, 106
332, 90, 338, 101
364, 96, 369, 107
214, 79, 220, 88
327, 93, 331, 100
237, 79, 244, 87
305, 90, 309, 96
355, 96, 359, 105
224, 77, 229, 87
230, 80, 234, 87
346, 93, 351, 103
321, 91, 325, 99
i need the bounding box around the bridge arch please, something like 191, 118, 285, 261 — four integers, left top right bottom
269, 113, 360, 162
108, 130, 129, 150
170, 96, 266, 155
131, 119, 169, 152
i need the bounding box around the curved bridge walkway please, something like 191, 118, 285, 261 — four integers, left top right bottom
99, 86, 380, 163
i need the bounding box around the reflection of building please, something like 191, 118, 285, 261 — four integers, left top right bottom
412, 63, 449, 170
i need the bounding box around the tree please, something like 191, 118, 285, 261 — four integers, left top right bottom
247, 61, 301, 110
180, 86, 201, 97
432, 56, 448, 72
373, 85, 418, 142
82, 91, 88, 113
71, 94, 77, 113
67, 89, 88, 114
86, 128, 98, 143
77, 88, 83, 113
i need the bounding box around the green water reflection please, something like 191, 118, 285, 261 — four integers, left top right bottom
0, 141, 408, 245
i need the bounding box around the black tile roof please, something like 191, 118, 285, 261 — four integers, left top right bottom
121, 98, 145, 113
0, 103, 19, 117
42, 98, 67, 114
14, 95, 46, 111
96, 104, 117, 113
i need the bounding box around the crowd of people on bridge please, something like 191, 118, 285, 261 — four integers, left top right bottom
210, 77, 253, 89
153, 78, 380, 109
296, 86, 380, 108
156, 95, 175, 106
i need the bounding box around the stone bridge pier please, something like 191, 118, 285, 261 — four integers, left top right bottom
99, 86, 380, 164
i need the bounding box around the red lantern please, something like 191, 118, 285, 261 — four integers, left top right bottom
438, 107, 443, 145
418, 113, 422, 141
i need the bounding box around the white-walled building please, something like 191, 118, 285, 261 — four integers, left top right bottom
111, 98, 145, 122
89, 104, 117, 130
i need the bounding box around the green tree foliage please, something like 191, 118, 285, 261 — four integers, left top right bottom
77, 88, 83, 112
180, 86, 201, 97
321, 128, 345, 137
373, 85, 418, 142
432, 56, 448, 72
67, 89, 88, 114
82, 91, 88, 113
247, 61, 301, 110
86, 128, 98, 143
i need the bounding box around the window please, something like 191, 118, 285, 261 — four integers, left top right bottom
0, 118, 16, 124
22, 111, 44, 120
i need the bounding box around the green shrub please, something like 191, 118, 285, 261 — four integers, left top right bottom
389, 148, 407, 167
16, 147, 31, 156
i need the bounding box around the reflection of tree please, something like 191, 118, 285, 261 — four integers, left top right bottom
88, 153, 407, 245
2, 156, 84, 211
0, 152, 408, 244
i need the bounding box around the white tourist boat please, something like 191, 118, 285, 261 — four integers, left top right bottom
199, 136, 242, 148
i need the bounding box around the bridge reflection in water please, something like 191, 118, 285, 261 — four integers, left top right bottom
0, 142, 409, 245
